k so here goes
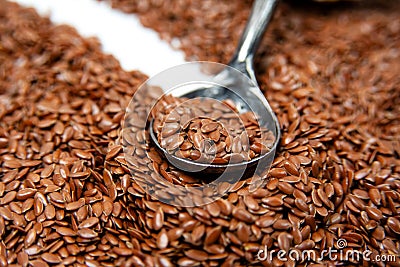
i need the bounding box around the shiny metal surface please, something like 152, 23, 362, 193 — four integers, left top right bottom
150, 0, 280, 174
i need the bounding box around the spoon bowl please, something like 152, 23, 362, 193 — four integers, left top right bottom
149, 62, 280, 175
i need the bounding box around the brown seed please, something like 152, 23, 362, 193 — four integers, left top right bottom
17, 251, 29, 266
217, 199, 233, 216
192, 132, 203, 149
366, 206, 383, 221
56, 227, 76, 236
0, 207, 11, 221
65, 198, 85, 211
190, 150, 201, 160
177, 258, 198, 267
248, 142, 261, 154
78, 228, 98, 238
205, 226, 222, 245
273, 219, 292, 230
215, 142, 227, 153
280, 176, 301, 183
232, 208, 254, 223
369, 188, 381, 205
292, 227, 303, 245
165, 134, 184, 151
296, 239, 315, 251
185, 249, 208, 261
223, 153, 245, 163
192, 224, 205, 243
16, 188, 37, 200
22, 199, 34, 214
165, 111, 181, 123
161, 123, 180, 137
206, 202, 221, 217
78, 217, 99, 229
243, 195, 259, 210
256, 216, 276, 228
201, 121, 219, 133
92, 202, 103, 217
372, 226, 385, 241
311, 189, 323, 207
236, 223, 250, 243
225, 135, 232, 152
1, 191, 16, 204
113, 247, 133, 256
30, 259, 49, 267
44, 205, 55, 220
345, 200, 360, 213
157, 229, 169, 249
317, 188, 333, 209
75, 150, 93, 160
316, 206, 328, 217
106, 145, 122, 160
352, 189, 369, 200
153, 208, 164, 231
180, 141, 193, 150
103, 199, 113, 216
209, 130, 220, 142
263, 196, 283, 207
25, 228, 37, 247
34, 198, 44, 216
204, 244, 225, 255
49, 192, 64, 203
295, 198, 309, 212
40, 164, 55, 178
382, 238, 397, 253
76, 205, 89, 222
387, 217, 400, 234
278, 182, 294, 194
277, 232, 292, 251
41, 253, 61, 264
167, 228, 184, 241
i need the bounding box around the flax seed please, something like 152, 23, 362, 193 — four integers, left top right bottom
2, 1, 400, 266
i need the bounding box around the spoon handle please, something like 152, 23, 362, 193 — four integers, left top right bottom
228, 0, 278, 84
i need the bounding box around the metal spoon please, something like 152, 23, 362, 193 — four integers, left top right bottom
149, 0, 280, 174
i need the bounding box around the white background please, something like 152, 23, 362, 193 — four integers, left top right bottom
11, 0, 186, 76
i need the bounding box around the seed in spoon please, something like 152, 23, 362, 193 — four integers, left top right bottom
152, 95, 275, 165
